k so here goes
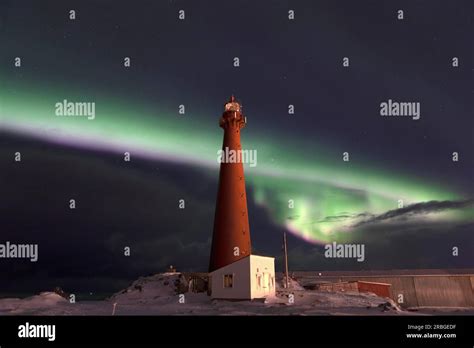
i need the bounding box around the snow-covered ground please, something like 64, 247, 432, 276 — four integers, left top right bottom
0, 273, 472, 316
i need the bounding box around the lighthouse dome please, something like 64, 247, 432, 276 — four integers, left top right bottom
224, 95, 241, 112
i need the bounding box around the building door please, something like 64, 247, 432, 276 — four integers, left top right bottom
262, 273, 270, 292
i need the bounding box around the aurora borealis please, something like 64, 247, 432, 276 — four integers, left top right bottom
1, 0, 473, 295
1, 77, 471, 244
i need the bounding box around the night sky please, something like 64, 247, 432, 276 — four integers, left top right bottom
0, 0, 473, 297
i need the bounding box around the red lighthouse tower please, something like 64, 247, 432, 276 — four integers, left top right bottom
209, 96, 252, 272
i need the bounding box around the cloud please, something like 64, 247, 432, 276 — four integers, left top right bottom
353, 199, 474, 227
318, 212, 370, 223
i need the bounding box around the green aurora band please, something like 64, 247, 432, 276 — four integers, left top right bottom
1, 79, 472, 244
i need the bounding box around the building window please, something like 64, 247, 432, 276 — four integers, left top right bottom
223, 274, 233, 288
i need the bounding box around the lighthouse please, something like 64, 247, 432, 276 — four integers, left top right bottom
209, 96, 275, 300
209, 95, 251, 272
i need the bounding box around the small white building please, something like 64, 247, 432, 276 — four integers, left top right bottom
210, 255, 275, 300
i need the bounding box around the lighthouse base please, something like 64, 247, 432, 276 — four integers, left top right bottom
210, 255, 275, 300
